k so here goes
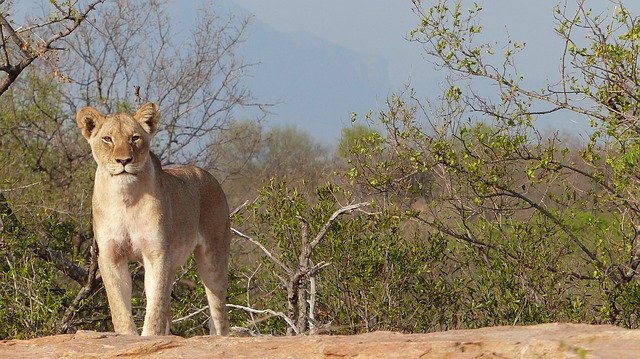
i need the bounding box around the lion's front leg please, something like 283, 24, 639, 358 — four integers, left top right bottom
98, 255, 137, 335
141, 254, 172, 336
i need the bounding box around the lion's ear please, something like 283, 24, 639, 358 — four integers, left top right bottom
134, 102, 160, 135
76, 107, 104, 140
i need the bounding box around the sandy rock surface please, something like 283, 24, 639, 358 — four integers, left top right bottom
1, 323, 639, 358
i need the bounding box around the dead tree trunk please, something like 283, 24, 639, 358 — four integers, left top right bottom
234, 201, 371, 335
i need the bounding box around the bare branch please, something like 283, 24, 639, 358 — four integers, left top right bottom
171, 305, 211, 324
33, 242, 90, 285
230, 199, 250, 217
231, 227, 291, 274
226, 303, 299, 335
309, 202, 371, 250
62, 0, 269, 166
0, 0, 106, 96
495, 184, 602, 269
57, 240, 100, 334
0, 13, 31, 58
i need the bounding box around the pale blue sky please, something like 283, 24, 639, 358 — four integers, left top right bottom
232, 1, 640, 81
232, 1, 559, 88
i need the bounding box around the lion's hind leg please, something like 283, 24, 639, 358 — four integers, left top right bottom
195, 243, 229, 336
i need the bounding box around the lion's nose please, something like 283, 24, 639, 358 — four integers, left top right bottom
116, 157, 132, 166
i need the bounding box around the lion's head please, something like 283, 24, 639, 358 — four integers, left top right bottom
76, 103, 160, 178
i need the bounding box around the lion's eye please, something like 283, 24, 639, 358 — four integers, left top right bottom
131, 135, 141, 143
102, 136, 112, 143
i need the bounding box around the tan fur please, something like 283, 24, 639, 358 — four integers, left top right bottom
76, 103, 230, 336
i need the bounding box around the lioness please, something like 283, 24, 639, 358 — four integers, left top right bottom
76, 103, 230, 336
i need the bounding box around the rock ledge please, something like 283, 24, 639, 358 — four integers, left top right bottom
1, 323, 639, 358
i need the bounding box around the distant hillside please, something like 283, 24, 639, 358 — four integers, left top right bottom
168, 0, 392, 144
238, 15, 391, 144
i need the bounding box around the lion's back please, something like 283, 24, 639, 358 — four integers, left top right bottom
162, 165, 229, 227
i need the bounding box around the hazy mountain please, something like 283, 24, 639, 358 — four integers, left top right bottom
169, 0, 392, 144
235, 10, 391, 144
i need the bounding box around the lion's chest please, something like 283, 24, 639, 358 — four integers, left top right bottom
93, 194, 166, 262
